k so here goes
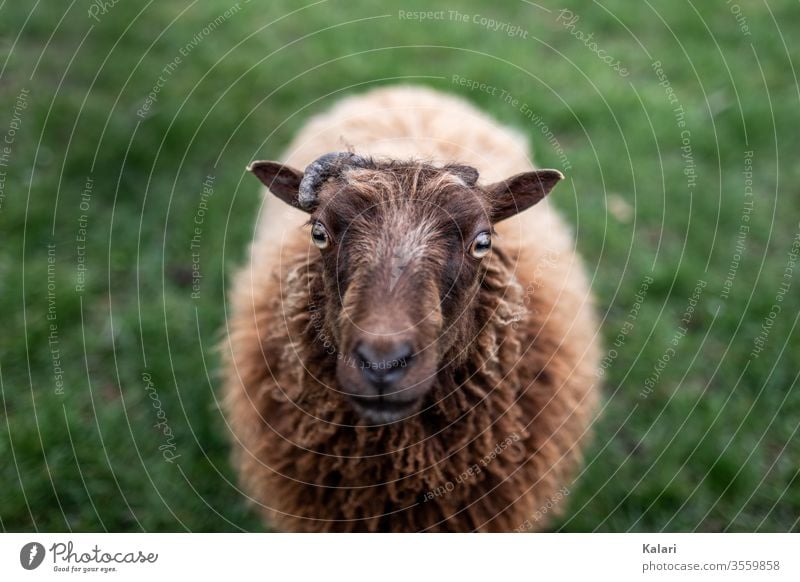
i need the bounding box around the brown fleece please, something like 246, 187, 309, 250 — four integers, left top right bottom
223, 86, 600, 532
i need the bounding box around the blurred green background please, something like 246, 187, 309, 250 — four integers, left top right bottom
1, 0, 798, 532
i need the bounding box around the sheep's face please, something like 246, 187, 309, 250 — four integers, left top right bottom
249, 155, 562, 425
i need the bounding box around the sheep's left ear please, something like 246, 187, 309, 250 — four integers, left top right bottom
485, 169, 564, 222
247, 160, 306, 211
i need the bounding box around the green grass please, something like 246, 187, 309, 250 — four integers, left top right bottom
1, 0, 798, 532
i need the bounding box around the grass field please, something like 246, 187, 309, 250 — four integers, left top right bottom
1, 0, 798, 532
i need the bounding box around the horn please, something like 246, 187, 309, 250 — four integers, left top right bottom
444, 164, 479, 186
298, 152, 368, 209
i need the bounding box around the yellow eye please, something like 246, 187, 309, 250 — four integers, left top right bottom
470, 232, 492, 259
311, 222, 330, 249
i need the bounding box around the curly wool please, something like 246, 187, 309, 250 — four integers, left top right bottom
224, 85, 600, 532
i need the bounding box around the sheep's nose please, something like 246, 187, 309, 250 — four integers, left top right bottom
353, 340, 413, 391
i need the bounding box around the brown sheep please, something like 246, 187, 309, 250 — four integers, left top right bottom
223, 85, 600, 532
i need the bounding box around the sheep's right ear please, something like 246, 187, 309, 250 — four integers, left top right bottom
247, 160, 307, 211
485, 169, 564, 222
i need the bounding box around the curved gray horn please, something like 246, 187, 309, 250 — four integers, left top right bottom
298, 152, 368, 209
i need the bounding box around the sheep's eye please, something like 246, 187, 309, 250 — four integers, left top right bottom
470, 231, 492, 259
311, 222, 330, 249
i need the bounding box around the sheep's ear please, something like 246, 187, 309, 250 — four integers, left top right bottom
486, 170, 564, 222
247, 160, 307, 211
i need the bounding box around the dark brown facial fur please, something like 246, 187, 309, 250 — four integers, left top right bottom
312, 164, 490, 423
249, 156, 562, 425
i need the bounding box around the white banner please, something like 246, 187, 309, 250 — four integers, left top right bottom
1, 533, 797, 581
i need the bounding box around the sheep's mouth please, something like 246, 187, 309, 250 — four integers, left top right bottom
348, 395, 422, 424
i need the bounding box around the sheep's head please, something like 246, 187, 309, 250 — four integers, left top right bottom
249, 153, 563, 424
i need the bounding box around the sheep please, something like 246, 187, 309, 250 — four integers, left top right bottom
223, 85, 600, 532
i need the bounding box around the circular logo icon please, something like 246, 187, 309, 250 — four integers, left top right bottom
20, 542, 46, 570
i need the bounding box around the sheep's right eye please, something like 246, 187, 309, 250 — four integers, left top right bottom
311, 222, 330, 249
469, 231, 492, 259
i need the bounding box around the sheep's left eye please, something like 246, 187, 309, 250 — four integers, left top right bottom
311, 222, 330, 249
470, 232, 492, 259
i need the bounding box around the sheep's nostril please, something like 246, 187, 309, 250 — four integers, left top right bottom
353, 341, 414, 389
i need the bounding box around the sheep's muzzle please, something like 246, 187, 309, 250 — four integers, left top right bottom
335, 291, 441, 425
